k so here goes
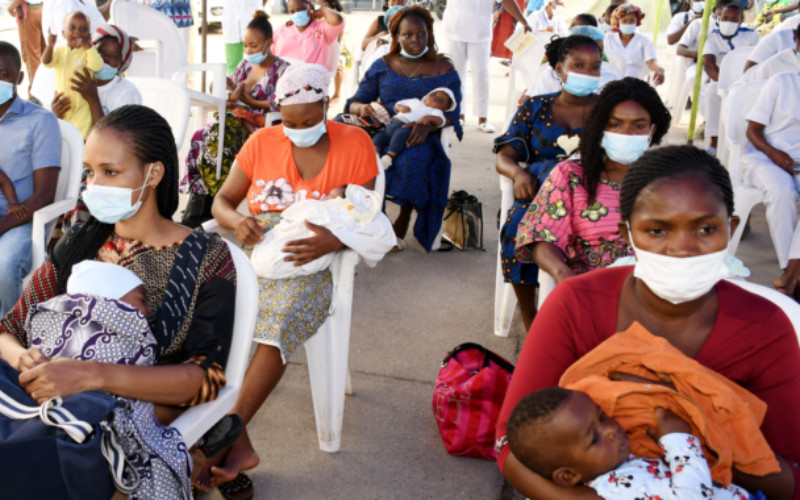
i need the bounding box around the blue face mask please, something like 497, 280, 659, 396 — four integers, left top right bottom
244, 45, 269, 65
601, 130, 651, 164
400, 45, 428, 59
619, 23, 637, 35
561, 71, 600, 97
83, 164, 154, 223
0, 80, 14, 105
94, 63, 118, 81
284, 118, 327, 148
292, 10, 311, 27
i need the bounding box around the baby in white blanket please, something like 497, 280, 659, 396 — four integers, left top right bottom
250, 185, 397, 279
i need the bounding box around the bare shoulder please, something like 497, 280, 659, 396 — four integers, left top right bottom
437, 57, 455, 73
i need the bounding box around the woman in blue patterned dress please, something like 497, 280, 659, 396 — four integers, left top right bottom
495, 34, 601, 330
345, 6, 463, 251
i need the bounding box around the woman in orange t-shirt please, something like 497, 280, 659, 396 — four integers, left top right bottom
201, 63, 378, 496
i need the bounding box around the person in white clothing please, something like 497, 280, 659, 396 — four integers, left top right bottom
50, 23, 141, 128
742, 72, 800, 295
741, 23, 800, 83
744, 21, 798, 70
666, 0, 704, 45
442, 0, 530, 133
525, 23, 621, 98
700, 3, 759, 154
525, 0, 567, 34
604, 4, 665, 85
372, 87, 455, 168
224, 0, 265, 75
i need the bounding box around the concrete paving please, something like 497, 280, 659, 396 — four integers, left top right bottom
0, 7, 787, 499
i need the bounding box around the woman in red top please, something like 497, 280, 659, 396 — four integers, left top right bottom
198, 63, 378, 497
496, 145, 800, 499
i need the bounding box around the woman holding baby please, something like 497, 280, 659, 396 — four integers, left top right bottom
345, 5, 462, 252
0, 104, 237, 498
196, 62, 380, 499
496, 146, 800, 499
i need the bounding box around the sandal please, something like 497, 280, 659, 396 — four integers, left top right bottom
217, 473, 254, 500
477, 122, 496, 134
197, 414, 244, 458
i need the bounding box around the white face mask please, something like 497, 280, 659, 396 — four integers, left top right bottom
691, 1, 704, 13
718, 21, 739, 37
627, 222, 731, 304
82, 164, 154, 224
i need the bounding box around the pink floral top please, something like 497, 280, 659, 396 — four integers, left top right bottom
515, 160, 631, 274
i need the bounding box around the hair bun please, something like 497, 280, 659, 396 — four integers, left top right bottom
253, 10, 269, 20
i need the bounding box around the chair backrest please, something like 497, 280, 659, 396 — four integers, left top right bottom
126, 77, 191, 150
726, 279, 800, 338
774, 14, 800, 32
29, 65, 55, 110
604, 51, 626, 77
222, 240, 259, 390
111, 0, 189, 81
506, 37, 549, 118
725, 80, 765, 145
717, 46, 754, 93
56, 120, 85, 203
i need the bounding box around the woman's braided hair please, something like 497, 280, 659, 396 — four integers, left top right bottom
580, 77, 671, 202
54, 105, 178, 293
544, 34, 599, 70
619, 144, 735, 221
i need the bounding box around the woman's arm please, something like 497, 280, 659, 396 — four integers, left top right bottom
70, 67, 104, 125
212, 160, 266, 246
646, 59, 665, 86
19, 358, 206, 405
732, 457, 795, 500
676, 43, 698, 59
532, 242, 575, 283
238, 88, 273, 111
361, 17, 384, 51
315, 4, 344, 26
496, 145, 537, 200
504, 452, 603, 499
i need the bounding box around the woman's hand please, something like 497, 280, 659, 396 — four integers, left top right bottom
646, 408, 691, 441
512, 168, 537, 200
70, 67, 98, 101
235, 216, 267, 246
404, 121, 435, 147
768, 148, 797, 174
19, 358, 97, 404
651, 67, 665, 86
282, 220, 343, 266
356, 103, 375, 118
17, 347, 48, 373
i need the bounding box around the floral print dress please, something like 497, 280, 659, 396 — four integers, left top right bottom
515, 161, 631, 274
181, 57, 290, 196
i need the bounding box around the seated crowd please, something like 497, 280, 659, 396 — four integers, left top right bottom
1, 0, 800, 498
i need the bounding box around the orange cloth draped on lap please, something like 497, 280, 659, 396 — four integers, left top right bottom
560, 321, 780, 485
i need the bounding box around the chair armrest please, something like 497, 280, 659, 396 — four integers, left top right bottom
201, 219, 221, 233
133, 39, 164, 78
175, 63, 227, 99
31, 198, 78, 272
170, 385, 239, 447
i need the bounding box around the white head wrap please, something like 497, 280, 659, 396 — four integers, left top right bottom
67, 261, 144, 300
276, 63, 331, 106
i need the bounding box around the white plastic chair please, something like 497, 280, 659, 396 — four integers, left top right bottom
494, 175, 516, 337
666, 55, 691, 114
604, 51, 626, 77
29, 65, 55, 109
505, 37, 549, 120
725, 279, 800, 336
720, 81, 766, 255
126, 77, 191, 151
202, 156, 386, 452
715, 46, 754, 163
27, 120, 85, 285
171, 240, 259, 448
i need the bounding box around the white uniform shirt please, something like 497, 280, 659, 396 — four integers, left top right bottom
704, 26, 759, 63
223, 0, 262, 44
748, 29, 796, 65
605, 31, 657, 78
442, 0, 494, 44
745, 71, 800, 161
525, 8, 567, 35
741, 48, 800, 84
526, 62, 621, 97
42, 0, 106, 47
96, 76, 143, 116
677, 16, 714, 51
666, 11, 695, 36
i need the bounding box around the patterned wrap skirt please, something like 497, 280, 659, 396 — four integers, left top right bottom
247, 212, 333, 364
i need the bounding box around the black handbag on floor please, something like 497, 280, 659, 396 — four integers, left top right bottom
442, 190, 484, 250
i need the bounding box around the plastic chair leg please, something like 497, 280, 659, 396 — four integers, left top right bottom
305, 250, 358, 453
673, 77, 692, 125
345, 366, 353, 396
728, 186, 763, 256
537, 270, 557, 309
494, 242, 517, 337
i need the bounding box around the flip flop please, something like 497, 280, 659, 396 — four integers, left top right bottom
217, 473, 254, 500
197, 414, 244, 458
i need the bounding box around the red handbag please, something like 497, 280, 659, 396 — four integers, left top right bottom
432, 343, 514, 461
